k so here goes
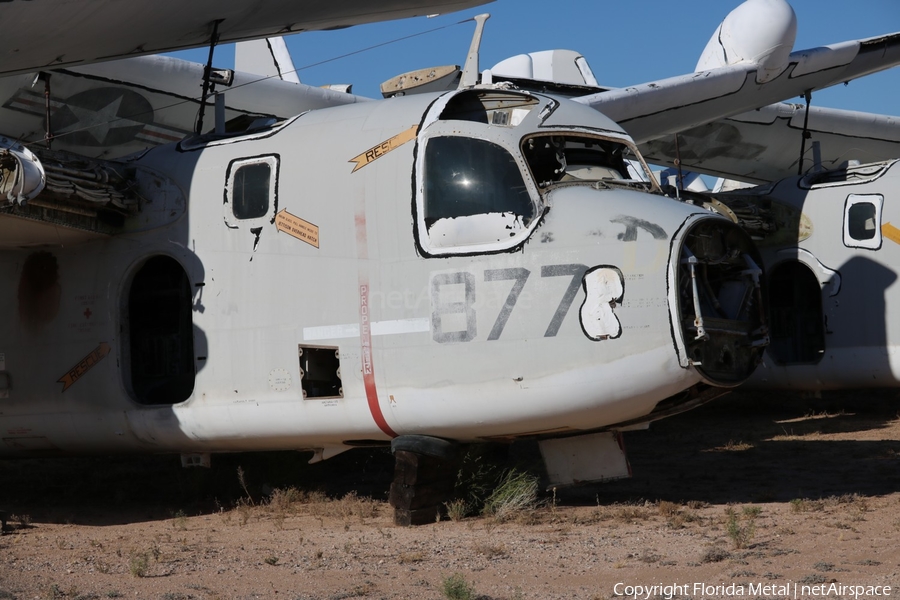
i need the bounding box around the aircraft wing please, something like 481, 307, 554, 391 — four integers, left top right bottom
0, 0, 489, 77
0, 55, 368, 159
575, 32, 900, 148
639, 103, 900, 184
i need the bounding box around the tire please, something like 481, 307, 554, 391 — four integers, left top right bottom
391, 435, 458, 461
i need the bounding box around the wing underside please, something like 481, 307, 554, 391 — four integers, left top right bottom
640, 103, 900, 183
0, 0, 490, 77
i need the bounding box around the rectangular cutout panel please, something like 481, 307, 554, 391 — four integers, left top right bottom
298, 345, 343, 399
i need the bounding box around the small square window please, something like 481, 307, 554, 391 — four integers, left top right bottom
232, 163, 270, 220
848, 202, 876, 241
843, 194, 883, 250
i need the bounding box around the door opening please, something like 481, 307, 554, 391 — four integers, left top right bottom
128, 256, 195, 404
767, 260, 825, 364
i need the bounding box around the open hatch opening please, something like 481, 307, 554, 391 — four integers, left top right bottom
128, 256, 195, 405
767, 261, 825, 365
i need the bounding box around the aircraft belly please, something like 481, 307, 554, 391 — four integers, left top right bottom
380, 343, 698, 439
751, 347, 900, 390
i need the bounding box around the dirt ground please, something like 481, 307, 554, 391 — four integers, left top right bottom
2, 389, 900, 600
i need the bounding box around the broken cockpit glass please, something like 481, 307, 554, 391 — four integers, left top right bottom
522, 134, 653, 189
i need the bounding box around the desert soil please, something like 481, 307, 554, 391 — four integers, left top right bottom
2, 389, 900, 600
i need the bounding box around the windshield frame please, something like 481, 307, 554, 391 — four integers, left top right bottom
520, 129, 661, 194
413, 121, 544, 257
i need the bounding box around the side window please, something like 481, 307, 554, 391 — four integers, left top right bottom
421, 136, 535, 252
233, 163, 270, 219
224, 155, 279, 227
843, 193, 883, 250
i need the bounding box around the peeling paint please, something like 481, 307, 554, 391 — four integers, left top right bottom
611, 215, 667, 241
579, 266, 625, 341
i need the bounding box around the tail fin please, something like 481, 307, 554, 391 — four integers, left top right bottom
234, 37, 301, 84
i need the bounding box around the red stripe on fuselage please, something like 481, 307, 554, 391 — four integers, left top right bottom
359, 281, 397, 438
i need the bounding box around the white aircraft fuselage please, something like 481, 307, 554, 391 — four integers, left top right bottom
0, 89, 766, 460
713, 160, 900, 390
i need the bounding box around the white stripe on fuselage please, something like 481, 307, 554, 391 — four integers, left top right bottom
303, 318, 430, 341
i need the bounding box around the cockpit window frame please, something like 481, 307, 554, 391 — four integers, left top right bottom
521, 130, 660, 192
412, 88, 659, 258
413, 122, 544, 258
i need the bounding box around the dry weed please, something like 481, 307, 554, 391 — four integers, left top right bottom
790, 498, 826, 513
481, 470, 539, 522
724, 506, 756, 549
398, 551, 425, 564
171, 510, 188, 531
473, 542, 507, 558
304, 491, 379, 521
701, 546, 730, 563
614, 503, 651, 524
444, 499, 468, 522
657, 501, 700, 529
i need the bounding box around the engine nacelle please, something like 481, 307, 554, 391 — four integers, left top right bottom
0, 137, 45, 205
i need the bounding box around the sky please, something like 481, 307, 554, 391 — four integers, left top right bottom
168, 0, 900, 117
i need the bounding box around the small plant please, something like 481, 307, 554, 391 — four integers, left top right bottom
725, 506, 756, 549
129, 552, 150, 578
473, 542, 506, 558
441, 573, 475, 600
236, 466, 254, 505
398, 551, 425, 564
615, 504, 651, 523
790, 498, 825, 513
235, 497, 253, 526
481, 469, 539, 522
657, 501, 680, 517
11, 514, 31, 529
720, 440, 754, 451
444, 499, 468, 522
742, 506, 762, 518
172, 510, 188, 531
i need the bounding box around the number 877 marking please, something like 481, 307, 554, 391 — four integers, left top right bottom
431, 264, 589, 344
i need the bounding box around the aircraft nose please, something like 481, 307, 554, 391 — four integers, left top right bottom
673, 216, 769, 386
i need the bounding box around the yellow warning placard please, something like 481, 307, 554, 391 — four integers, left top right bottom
58, 342, 110, 392
349, 125, 418, 173
883, 222, 900, 246
275, 209, 319, 248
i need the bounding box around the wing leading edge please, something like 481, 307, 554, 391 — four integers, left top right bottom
575, 31, 900, 146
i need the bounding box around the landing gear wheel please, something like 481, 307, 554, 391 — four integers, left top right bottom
391, 435, 458, 461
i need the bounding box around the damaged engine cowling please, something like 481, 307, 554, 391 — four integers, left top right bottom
0, 137, 45, 204
676, 218, 768, 386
